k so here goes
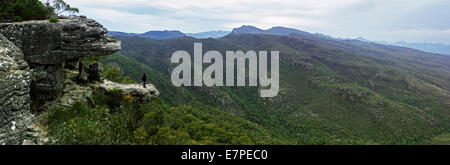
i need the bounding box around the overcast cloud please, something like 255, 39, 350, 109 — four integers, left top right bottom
65, 0, 450, 44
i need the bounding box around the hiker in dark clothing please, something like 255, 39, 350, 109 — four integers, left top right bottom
142, 73, 147, 88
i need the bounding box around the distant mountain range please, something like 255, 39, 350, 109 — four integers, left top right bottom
110, 26, 450, 56
384, 41, 450, 56
108, 30, 186, 39
105, 27, 450, 144
109, 30, 230, 39
231, 25, 310, 36
108, 25, 335, 40
186, 30, 230, 38
231, 26, 450, 56
231, 25, 335, 39
355, 37, 450, 56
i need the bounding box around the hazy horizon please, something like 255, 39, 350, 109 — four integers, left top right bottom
65, 0, 450, 44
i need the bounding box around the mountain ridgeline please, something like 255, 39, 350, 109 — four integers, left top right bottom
383, 41, 450, 56
103, 26, 450, 144
109, 30, 231, 39
108, 30, 186, 40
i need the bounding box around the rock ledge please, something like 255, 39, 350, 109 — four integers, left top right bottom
99, 80, 159, 104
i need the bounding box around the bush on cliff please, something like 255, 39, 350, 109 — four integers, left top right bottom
102, 66, 137, 84
45, 89, 272, 145
46, 102, 135, 145
0, 0, 53, 22
0, 0, 78, 22
48, 16, 59, 23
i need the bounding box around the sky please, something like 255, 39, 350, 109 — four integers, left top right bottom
64, 0, 450, 44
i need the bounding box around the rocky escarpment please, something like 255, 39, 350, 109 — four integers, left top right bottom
0, 16, 121, 104
0, 34, 33, 145
0, 16, 121, 144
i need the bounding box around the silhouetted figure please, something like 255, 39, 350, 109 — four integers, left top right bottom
78, 60, 83, 76
142, 73, 147, 88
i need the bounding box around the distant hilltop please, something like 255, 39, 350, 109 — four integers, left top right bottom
109, 30, 186, 40
355, 37, 450, 56
109, 25, 450, 56
108, 25, 335, 40
109, 30, 230, 39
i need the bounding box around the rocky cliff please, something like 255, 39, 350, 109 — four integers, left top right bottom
0, 16, 121, 104
0, 16, 121, 144
0, 34, 33, 145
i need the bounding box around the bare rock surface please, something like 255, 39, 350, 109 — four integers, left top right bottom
0, 34, 33, 145
99, 80, 160, 104
0, 16, 121, 101
0, 16, 121, 144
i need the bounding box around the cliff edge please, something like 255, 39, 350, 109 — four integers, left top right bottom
0, 16, 121, 144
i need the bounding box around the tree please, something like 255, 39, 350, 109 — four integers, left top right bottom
12, 0, 53, 21
0, 0, 78, 22
44, 0, 79, 16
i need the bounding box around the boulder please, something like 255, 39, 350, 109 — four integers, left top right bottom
99, 80, 160, 104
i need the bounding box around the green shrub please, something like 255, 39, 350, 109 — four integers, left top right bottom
46, 102, 135, 145
102, 66, 137, 84
0, 0, 78, 22
45, 95, 268, 145
12, 15, 22, 21
46, 106, 76, 130
12, 0, 53, 20
46, 102, 92, 129
48, 16, 59, 23
94, 88, 124, 110
136, 100, 266, 145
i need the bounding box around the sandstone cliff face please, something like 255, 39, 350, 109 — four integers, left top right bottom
0, 34, 33, 145
0, 16, 121, 101
0, 16, 121, 144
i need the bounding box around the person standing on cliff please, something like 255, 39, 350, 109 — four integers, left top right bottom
142, 73, 147, 88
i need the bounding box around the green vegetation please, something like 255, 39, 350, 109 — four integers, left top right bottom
102, 65, 136, 84
45, 89, 275, 145
427, 133, 450, 145
0, 0, 53, 22
102, 34, 449, 145
0, 0, 78, 22
45, 0, 79, 16
46, 102, 134, 144
81, 56, 136, 84
44, 29, 449, 145
48, 16, 59, 23
101, 53, 196, 105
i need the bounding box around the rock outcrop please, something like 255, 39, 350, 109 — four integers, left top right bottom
0, 34, 33, 145
87, 63, 104, 82
99, 80, 160, 104
0, 16, 121, 144
51, 69, 94, 108
0, 16, 121, 102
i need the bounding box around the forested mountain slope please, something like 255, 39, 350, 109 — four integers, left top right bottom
103, 32, 450, 144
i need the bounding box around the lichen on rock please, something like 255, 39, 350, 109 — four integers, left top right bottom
0, 34, 33, 145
